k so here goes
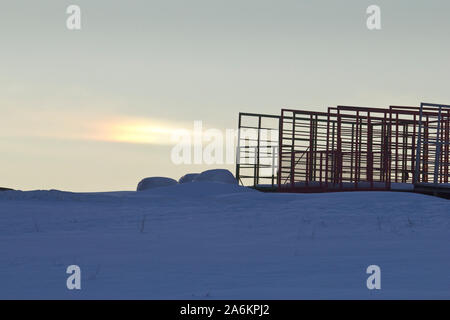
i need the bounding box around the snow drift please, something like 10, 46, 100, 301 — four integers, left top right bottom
136, 177, 177, 191
193, 169, 237, 184
178, 173, 200, 184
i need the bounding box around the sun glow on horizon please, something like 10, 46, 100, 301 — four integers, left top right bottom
99, 118, 192, 145
0, 107, 193, 146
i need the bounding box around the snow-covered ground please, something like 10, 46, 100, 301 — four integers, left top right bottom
0, 183, 449, 299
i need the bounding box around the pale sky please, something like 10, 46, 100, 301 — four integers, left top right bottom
2, 0, 450, 191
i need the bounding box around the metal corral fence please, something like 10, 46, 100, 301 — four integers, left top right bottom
236, 103, 450, 194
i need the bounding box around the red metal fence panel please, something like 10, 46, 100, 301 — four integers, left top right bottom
237, 103, 450, 193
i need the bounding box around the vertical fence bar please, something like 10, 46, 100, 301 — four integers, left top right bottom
254, 116, 262, 186
277, 111, 284, 190
235, 113, 242, 184
444, 110, 448, 183
367, 112, 373, 188
434, 107, 442, 185
271, 146, 276, 187
290, 151, 295, 188
290, 112, 296, 188
395, 113, 399, 183
414, 110, 422, 184
355, 111, 360, 189
414, 105, 423, 184
424, 115, 429, 183
320, 152, 323, 187
337, 109, 343, 189
325, 110, 331, 186
350, 123, 354, 184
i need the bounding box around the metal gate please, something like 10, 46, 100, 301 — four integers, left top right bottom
414, 103, 450, 185
235, 112, 280, 189
236, 102, 450, 194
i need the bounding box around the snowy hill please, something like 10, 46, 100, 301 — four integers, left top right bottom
0, 183, 449, 299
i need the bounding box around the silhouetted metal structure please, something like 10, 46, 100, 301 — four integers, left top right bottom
236, 112, 279, 189
236, 103, 450, 195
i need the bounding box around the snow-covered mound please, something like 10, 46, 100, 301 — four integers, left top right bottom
193, 169, 237, 184
178, 173, 200, 184
136, 177, 177, 191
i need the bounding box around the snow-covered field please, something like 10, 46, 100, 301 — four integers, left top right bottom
0, 183, 449, 299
